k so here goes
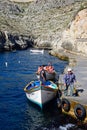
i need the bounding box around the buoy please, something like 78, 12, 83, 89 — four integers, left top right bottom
5, 62, 8, 67
62, 98, 71, 112
18, 61, 20, 63
74, 104, 86, 121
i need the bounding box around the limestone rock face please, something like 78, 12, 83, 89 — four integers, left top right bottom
61, 9, 87, 55
0, 0, 87, 53
10, 0, 35, 2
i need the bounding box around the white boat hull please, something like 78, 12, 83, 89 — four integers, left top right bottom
25, 87, 57, 108
24, 80, 58, 108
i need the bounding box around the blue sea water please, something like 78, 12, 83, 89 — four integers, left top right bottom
0, 50, 79, 130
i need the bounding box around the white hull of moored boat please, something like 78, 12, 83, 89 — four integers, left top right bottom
25, 88, 57, 108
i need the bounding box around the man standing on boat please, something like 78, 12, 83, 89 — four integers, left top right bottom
40, 65, 46, 85
63, 68, 76, 96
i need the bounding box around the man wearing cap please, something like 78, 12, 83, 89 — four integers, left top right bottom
63, 68, 76, 96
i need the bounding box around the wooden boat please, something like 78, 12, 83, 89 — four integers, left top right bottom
36, 71, 58, 82
45, 71, 57, 81
30, 49, 44, 54
24, 80, 58, 109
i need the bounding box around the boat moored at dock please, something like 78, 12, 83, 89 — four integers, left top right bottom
24, 80, 58, 109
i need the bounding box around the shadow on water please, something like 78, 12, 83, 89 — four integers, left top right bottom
26, 98, 87, 130
25, 98, 78, 130
26, 97, 61, 113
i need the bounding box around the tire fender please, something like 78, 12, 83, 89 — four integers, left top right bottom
62, 98, 71, 112
74, 104, 86, 121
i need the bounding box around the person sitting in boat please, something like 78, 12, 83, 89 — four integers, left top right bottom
40, 65, 46, 85
37, 65, 42, 74
47, 62, 55, 73
44, 65, 49, 71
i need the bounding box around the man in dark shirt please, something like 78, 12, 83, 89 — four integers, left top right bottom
40, 65, 46, 85
63, 68, 76, 96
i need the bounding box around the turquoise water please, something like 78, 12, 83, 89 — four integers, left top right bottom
0, 50, 80, 130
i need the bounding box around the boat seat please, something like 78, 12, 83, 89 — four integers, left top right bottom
34, 81, 40, 86
45, 81, 51, 85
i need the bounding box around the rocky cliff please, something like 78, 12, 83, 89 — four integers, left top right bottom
62, 9, 87, 55
0, 0, 87, 54
52, 8, 87, 57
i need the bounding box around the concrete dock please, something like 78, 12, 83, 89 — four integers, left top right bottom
65, 56, 87, 105
59, 55, 87, 123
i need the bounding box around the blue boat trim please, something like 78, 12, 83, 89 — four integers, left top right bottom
24, 80, 58, 93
